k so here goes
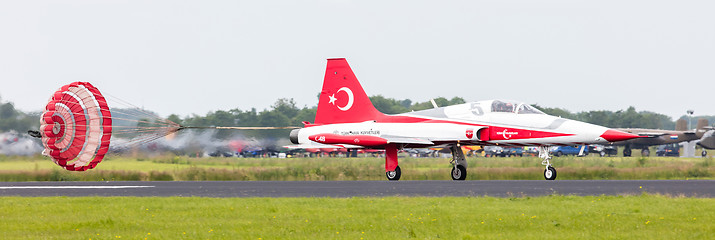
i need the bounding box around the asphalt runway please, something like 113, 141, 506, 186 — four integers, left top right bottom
1, 180, 713, 198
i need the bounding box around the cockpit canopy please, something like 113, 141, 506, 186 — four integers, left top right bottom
490, 100, 544, 114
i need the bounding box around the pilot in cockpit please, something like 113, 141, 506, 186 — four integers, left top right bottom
491, 100, 514, 113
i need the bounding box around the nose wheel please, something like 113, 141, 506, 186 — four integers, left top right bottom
448, 144, 468, 181
451, 165, 467, 180
544, 166, 557, 180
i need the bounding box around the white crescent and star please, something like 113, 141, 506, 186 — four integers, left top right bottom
328, 87, 354, 111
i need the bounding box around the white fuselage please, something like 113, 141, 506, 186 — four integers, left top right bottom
295, 100, 614, 148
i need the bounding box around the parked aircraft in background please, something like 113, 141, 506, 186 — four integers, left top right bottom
697, 129, 715, 156
614, 119, 711, 156
287, 58, 640, 181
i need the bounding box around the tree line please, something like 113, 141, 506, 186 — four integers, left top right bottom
0, 96, 38, 133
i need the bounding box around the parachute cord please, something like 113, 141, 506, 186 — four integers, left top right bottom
178, 126, 299, 130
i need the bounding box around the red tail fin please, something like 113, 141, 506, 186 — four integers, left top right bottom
314, 58, 385, 124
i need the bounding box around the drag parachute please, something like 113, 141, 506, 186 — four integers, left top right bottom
39, 82, 184, 171
38, 82, 294, 171
40, 82, 112, 171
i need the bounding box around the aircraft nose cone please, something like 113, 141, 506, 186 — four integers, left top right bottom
599, 129, 640, 142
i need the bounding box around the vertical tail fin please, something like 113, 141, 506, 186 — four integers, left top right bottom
675, 119, 688, 131
314, 58, 385, 124
696, 118, 709, 130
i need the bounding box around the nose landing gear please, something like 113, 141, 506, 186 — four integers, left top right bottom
539, 146, 557, 180
449, 144, 468, 180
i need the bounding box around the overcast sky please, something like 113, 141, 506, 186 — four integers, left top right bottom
1, 0, 712, 120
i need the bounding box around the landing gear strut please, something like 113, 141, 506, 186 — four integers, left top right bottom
538, 146, 557, 180
449, 144, 468, 180
385, 144, 401, 181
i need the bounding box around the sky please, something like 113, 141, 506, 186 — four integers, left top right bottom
1, 0, 713, 120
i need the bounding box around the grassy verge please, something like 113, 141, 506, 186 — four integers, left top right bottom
0, 155, 713, 181
0, 195, 712, 239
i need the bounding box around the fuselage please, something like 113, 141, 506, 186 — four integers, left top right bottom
293, 100, 629, 148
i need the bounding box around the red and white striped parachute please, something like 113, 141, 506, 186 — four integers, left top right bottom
38, 82, 291, 171
40, 82, 112, 171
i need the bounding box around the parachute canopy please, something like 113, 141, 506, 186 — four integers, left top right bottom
38, 82, 294, 171
40, 82, 112, 171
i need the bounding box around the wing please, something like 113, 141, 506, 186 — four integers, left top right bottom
380, 136, 434, 145
284, 143, 362, 149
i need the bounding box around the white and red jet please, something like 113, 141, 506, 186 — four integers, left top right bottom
288, 58, 639, 180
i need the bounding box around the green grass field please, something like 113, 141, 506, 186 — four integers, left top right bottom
1, 154, 714, 181
1, 195, 712, 239
0, 154, 713, 181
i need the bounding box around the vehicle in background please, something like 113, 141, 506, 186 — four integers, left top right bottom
484, 146, 523, 157
483, 146, 504, 157
587, 145, 617, 157
550, 145, 588, 157
523, 146, 539, 156
404, 148, 438, 158
588, 145, 606, 157
696, 128, 715, 157
504, 147, 524, 157
602, 145, 618, 156
656, 144, 680, 157
462, 145, 483, 157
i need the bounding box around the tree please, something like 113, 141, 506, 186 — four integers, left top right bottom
370, 95, 409, 114
258, 110, 292, 138
167, 114, 182, 125
272, 98, 299, 119
293, 107, 317, 125
0, 102, 16, 119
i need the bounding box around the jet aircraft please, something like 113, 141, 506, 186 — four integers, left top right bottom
697, 129, 715, 156
614, 119, 711, 156
288, 58, 640, 181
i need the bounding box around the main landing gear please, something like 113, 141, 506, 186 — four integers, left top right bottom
538, 146, 557, 180
385, 144, 401, 181
383, 144, 468, 181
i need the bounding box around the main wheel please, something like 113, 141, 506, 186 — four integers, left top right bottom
703, 150, 708, 157
642, 149, 650, 157
386, 166, 401, 181
451, 165, 467, 180
623, 148, 632, 157
544, 166, 557, 180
